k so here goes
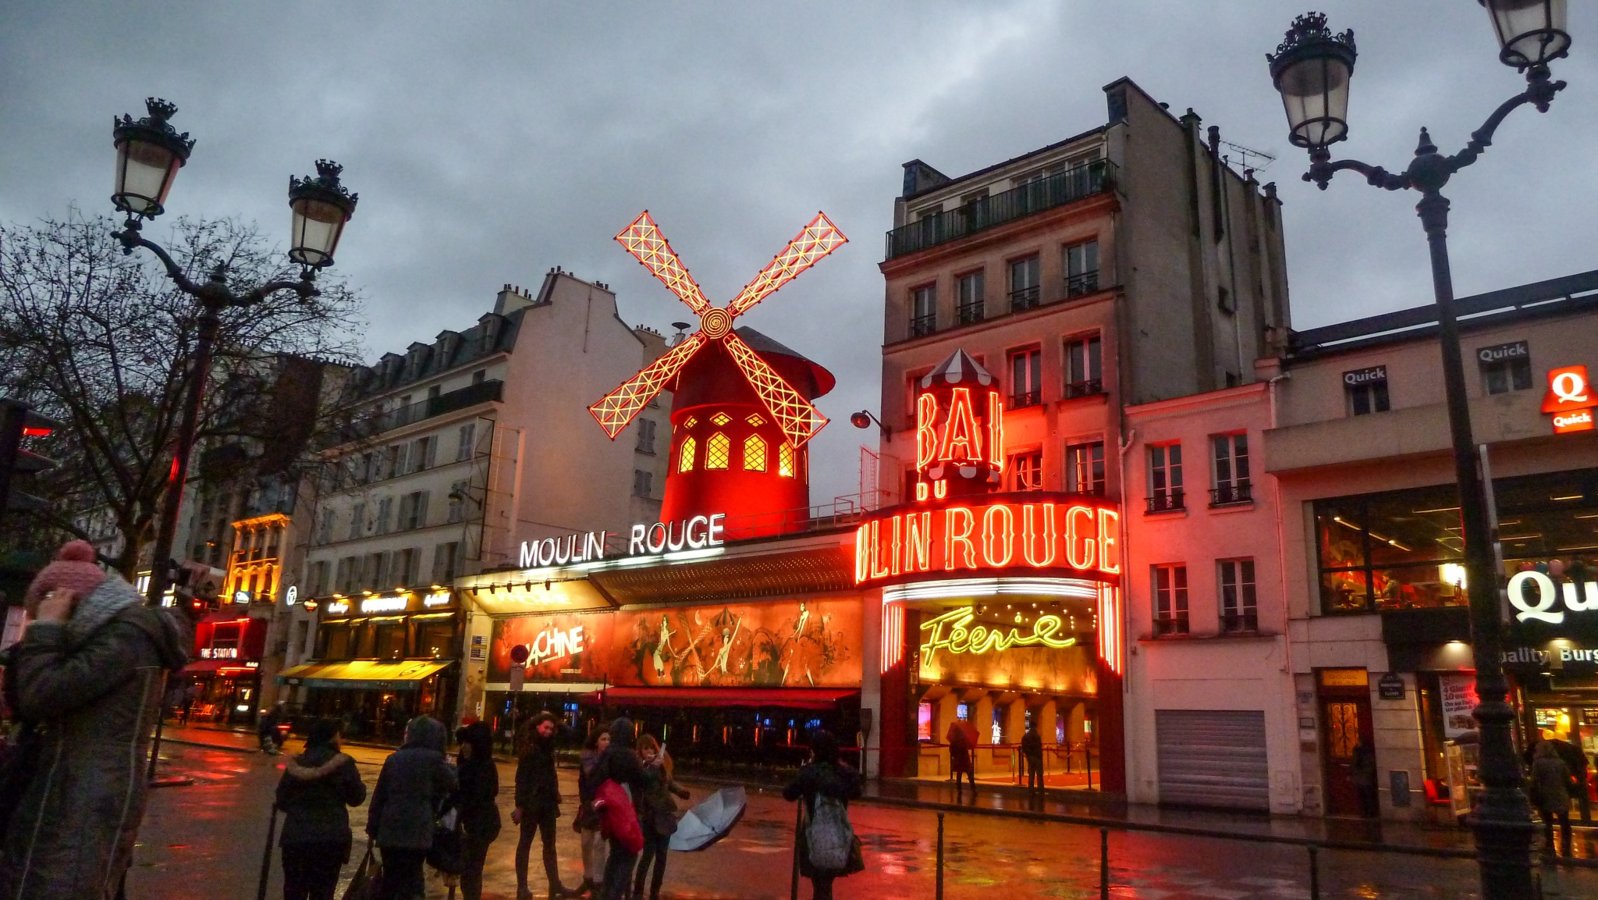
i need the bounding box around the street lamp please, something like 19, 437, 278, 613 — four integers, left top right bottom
110, 98, 358, 607
1268, 4, 1569, 896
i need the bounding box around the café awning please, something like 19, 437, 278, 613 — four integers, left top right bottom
580, 686, 859, 711
276, 659, 452, 691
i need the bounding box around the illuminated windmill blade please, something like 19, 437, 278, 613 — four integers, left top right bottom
588, 331, 708, 438
615, 211, 712, 316
726, 212, 848, 318
722, 330, 829, 447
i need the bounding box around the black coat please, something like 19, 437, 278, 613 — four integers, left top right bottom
368, 717, 457, 850
514, 736, 561, 815
276, 746, 367, 848
457, 756, 502, 842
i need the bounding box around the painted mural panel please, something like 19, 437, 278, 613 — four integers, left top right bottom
487, 613, 613, 684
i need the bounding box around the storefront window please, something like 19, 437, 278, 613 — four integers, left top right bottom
352, 622, 376, 658
417, 620, 457, 658
374, 621, 407, 659
318, 623, 353, 659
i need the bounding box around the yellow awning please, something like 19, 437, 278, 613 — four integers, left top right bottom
276, 659, 452, 691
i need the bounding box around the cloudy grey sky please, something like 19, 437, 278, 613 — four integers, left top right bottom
4, 1, 1594, 504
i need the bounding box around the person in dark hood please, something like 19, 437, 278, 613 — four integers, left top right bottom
784, 729, 863, 900
455, 721, 502, 900
276, 717, 367, 900
513, 710, 572, 899
0, 540, 191, 900
594, 717, 646, 900
367, 715, 457, 900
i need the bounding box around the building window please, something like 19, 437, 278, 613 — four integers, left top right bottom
1009, 255, 1040, 311
374, 622, 407, 660
1009, 347, 1042, 408
678, 436, 696, 472
1219, 558, 1258, 632
635, 418, 658, 454
349, 502, 365, 540
633, 469, 653, 498
1478, 341, 1532, 394
1313, 483, 1470, 614
398, 491, 429, 530
746, 414, 765, 426
705, 433, 731, 469
412, 436, 436, 472
1147, 443, 1184, 513
711, 412, 731, 426
456, 422, 476, 462
910, 285, 936, 337
432, 542, 460, 583
743, 434, 768, 472
1006, 450, 1043, 492
447, 480, 468, 523
1066, 441, 1105, 495
1153, 564, 1189, 635
316, 510, 333, 545
394, 548, 418, 587
1064, 334, 1103, 397
1064, 239, 1099, 296
1344, 366, 1389, 415
778, 443, 795, 478
1210, 433, 1252, 505
957, 271, 985, 324
375, 496, 393, 535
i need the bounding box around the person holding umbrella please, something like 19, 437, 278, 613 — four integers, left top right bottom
631, 735, 689, 900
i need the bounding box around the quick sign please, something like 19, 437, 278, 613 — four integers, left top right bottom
1506, 571, 1598, 624
1343, 365, 1387, 387
1477, 341, 1528, 364
1540, 365, 1596, 434
918, 606, 1076, 665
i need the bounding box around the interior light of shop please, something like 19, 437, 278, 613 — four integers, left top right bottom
1413, 505, 1462, 514
1552, 494, 1583, 501
1440, 563, 1468, 588
1555, 544, 1598, 552
1497, 533, 1542, 542
1574, 513, 1598, 520
431, 583, 446, 590
882, 576, 1101, 603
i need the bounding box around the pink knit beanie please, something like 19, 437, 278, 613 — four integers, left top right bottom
25, 540, 108, 608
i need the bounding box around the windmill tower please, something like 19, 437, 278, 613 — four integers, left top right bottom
589, 211, 846, 539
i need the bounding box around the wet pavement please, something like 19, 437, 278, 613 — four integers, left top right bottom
130, 726, 1598, 898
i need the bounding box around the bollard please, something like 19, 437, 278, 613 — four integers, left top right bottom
1099, 827, 1109, 899
936, 812, 946, 900
1307, 845, 1320, 900
1086, 745, 1094, 791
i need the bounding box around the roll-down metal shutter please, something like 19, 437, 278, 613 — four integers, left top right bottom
1155, 709, 1269, 811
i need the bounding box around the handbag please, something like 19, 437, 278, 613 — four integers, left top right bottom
427, 805, 465, 875
341, 842, 382, 900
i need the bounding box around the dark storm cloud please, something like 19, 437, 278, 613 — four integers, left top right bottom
4, 1, 1595, 503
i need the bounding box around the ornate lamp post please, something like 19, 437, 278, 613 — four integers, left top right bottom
1268, 4, 1569, 896
109, 98, 358, 607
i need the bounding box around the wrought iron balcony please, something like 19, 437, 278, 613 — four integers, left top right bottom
1009, 286, 1040, 312
957, 300, 985, 324
909, 313, 937, 338
355, 379, 504, 438
1209, 481, 1253, 506
884, 159, 1117, 259
1010, 389, 1042, 409
1063, 378, 1103, 399
1065, 270, 1100, 297
1153, 615, 1190, 636
1221, 612, 1259, 633
1146, 489, 1185, 514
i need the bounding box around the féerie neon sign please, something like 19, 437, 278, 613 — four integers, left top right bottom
919, 606, 1076, 665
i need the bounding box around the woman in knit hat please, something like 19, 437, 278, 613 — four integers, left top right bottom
0, 540, 192, 900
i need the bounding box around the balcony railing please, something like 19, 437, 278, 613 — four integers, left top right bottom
1065, 270, 1100, 297
1210, 481, 1253, 506
957, 301, 985, 325
1146, 489, 1185, 514
355, 379, 504, 438
909, 313, 937, 338
1064, 378, 1103, 399
1221, 612, 1259, 633
885, 159, 1117, 259
1009, 286, 1040, 312
1010, 389, 1041, 409
1154, 615, 1190, 637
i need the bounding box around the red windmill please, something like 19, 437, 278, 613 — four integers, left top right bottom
590, 211, 846, 538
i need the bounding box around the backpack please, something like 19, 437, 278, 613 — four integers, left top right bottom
805, 793, 854, 873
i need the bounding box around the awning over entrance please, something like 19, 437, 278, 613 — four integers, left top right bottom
182, 659, 234, 677
276, 659, 452, 691
581, 686, 859, 710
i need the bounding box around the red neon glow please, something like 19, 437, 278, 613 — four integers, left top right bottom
911, 358, 1004, 500
1097, 583, 1122, 675
854, 497, 1120, 586
1542, 365, 1596, 434
21, 425, 52, 437
589, 211, 847, 447
881, 603, 905, 674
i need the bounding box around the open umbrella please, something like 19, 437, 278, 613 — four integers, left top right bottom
669, 785, 748, 852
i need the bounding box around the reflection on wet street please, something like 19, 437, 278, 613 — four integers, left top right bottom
129, 740, 1598, 899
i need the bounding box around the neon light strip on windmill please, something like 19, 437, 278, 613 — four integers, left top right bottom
588, 211, 847, 448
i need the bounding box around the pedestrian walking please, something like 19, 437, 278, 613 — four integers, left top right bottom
0, 539, 191, 900
455, 722, 502, 900
1547, 734, 1592, 823
631, 734, 690, 900
783, 729, 863, 900
593, 717, 647, 900
946, 718, 975, 795
275, 717, 367, 900
367, 715, 458, 900
1020, 722, 1044, 793
260, 702, 287, 755
572, 728, 612, 898
513, 711, 573, 899
1350, 736, 1379, 818
1530, 739, 1575, 857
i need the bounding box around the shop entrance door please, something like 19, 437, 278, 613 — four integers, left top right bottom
1319, 669, 1374, 817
